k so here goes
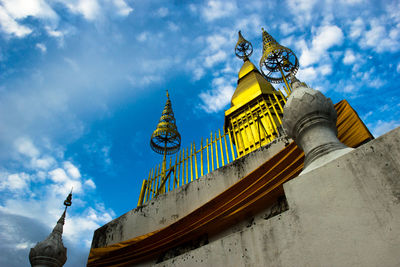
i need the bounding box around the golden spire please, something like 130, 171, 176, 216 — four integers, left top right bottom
235, 31, 253, 61
259, 28, 299, 90
150, 91, 181, 194
150, 90, 181, 155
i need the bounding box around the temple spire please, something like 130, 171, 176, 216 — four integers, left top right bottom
235, 31, 253, 61
29, 191, 73, 267
150, 91, 181, 196
259, 28, 299, 91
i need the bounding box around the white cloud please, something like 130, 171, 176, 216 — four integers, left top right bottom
64, 0, 101, 21
111, 0, 132, 16
297, 66, 317, 81
0, 172, 30, 191
0, 0, 133, 39
349, 17, 365, 40
36, 43, 47, 53
201, 0, 237, 21
168, 22, 179, 32
280, 22, 295, 35
137, 31, 149, 42
45, 26, 63, 38
287, 0, 317, 24
370, 120, 400, 137
199, 76, 235, 113
397, 63, 400, 73
14, 137, 40, 158
299, 25, 344, 67
192, 68, 205, 81
32, 156, 55, 169
84, 179, 96, 189
155, 7, 168, 17
0, 6, 32, 37
343, 49, 357, 65
204, 50, 227, 68
360, 19, 400, 53
0, 0, 57, 19
64, 161, 81, 179
49, 168, 69, 183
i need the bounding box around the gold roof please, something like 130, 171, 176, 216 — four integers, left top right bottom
226, 59, 275, 116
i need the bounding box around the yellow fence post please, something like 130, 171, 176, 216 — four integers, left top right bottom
268, 95, 282, 124
200, 138, 204, 177
174, 153, 178, 189
194, 143, 198, 179
137, 179, 147, 206
206, 138, 210, 174
210, 132, 214, 171
190, 143, 193, 182
223, 131, 230, 164
185, 147, 189, 184
218, 130, 225, 166
214, 132, 219, 169
278, 89, 287, 104
228, 128, 236, 161
273, 92, 284, 114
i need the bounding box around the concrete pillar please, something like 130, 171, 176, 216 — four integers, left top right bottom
282, 78, 352, 174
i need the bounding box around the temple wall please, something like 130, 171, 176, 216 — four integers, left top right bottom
91, 137, 289, 249
153, 127, 400, 267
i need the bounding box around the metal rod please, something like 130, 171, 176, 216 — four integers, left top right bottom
214, 132, 219, 169
278, 89, 287, 104
278, 64, 291, 93
194, 143, 198, 179
268, 95, 282, 124
218, 130, 225, 166
272, 92, 284, 114
210, 132, 214, 171
223, 130, 230, 164
200, 138, 204, 177
137, 180, 147, 206
206, 138, 210, 174
174, 153, 178, 189
185, 147, 189, 184
190, 143, 193, 182
228, 128, 236, 160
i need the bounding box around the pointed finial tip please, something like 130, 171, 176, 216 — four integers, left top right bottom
166, 90, 169, 98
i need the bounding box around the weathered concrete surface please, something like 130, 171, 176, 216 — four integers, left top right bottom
154, 127, 400, 267
91, 137, 289, 248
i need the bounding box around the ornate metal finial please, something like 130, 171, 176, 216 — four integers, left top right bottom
150, 92, 181, 155
64, 188, 72, 208
150, 91, 181, 195
259, 28, 299, 88
235, 31, 253, 61
29, 192, 73, 267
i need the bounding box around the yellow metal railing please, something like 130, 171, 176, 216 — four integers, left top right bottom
137, 90, 289, 206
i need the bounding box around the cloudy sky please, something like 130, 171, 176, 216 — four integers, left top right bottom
0, 0, 399, 265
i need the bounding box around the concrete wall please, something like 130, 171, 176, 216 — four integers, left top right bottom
91, 137, 289, 248
154, 127, 400, 267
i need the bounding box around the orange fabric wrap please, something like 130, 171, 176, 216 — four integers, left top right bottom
87, 100, 373, 266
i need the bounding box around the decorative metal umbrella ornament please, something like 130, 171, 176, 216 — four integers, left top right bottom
259, 28, 299, 90
150, 90, 181, 194
235, 31, 253, 61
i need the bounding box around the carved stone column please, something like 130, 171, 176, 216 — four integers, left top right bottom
282, 78, 352, 174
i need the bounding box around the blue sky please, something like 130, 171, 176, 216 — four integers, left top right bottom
0, 0, 399, 265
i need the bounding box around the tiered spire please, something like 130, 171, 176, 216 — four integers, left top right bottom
150, 90, 181, 155
234, 31, 253, 61
150, 90, 181, 195
29, 191, 72, 267
259, 28, 299, 90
